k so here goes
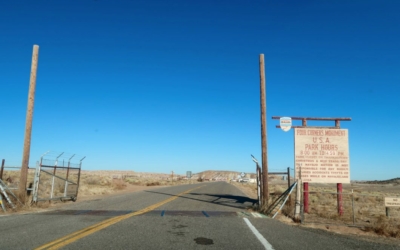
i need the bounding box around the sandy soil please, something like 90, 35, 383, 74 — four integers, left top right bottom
232, 181, 400, 246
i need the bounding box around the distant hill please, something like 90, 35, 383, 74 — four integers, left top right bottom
192, 170, 285, 181
359, 178, 400, 185
193, 170, 256, 180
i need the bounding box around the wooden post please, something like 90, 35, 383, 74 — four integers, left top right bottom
256, 165, 260, 206
301, 119, 309, 213
295, 178, 302, 220
287, 167, 291, 206
294, 162, 302, 220
19, 45, 39, 202
259, 54, 268, 206
335, 119, 340, 128
258, 166, 263, 206
351, 189, 355, 224
0, 159, 5, 180
303, 182, 309, 213
337, 183, 343, 216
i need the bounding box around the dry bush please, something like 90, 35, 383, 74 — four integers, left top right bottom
57, 182, 66, 194
83, 176, 102, 185
281, 196, 296, 218
146, 182, 160, 186
365, 216, 400, 238
273, 186, 285, 196
125, 178, 142, 185
112, 179, 127, 190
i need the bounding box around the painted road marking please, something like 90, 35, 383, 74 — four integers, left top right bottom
35, 186, 203, 250
201, 211, 210, 217
243, 218, 275, 250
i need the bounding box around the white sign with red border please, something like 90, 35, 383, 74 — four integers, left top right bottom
294, 128, 350, 183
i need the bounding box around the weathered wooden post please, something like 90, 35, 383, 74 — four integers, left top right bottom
0, 159, 5, 180
19, 45, 39, 202
259, 54, 268, 206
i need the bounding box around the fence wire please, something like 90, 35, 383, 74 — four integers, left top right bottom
36, 166, 80, 200
301, 190, 400, 226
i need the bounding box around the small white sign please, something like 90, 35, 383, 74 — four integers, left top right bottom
385, 197, 400, 207
240, 172, 246, 177
280, 117, 292, 132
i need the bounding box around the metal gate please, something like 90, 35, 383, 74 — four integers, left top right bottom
32, 152, 85, 203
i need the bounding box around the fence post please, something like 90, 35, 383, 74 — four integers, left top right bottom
351, 189, 355, 225
303, 182, 309, 213
294, 179, 302, 220
0, 159, 5, 180
76, 156, 85, 199
337, 183, 343, 216
386, 207, 390, 218
287, 167, 291, 206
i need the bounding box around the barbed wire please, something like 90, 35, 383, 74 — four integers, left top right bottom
40, 151, 85, 163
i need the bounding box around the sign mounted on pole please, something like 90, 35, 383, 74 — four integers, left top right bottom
385, 197, 400, 207
294, 128, 350, 183
280, 117, 292, 132
186, 171, 192, 179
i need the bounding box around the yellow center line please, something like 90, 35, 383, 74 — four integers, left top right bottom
35, 186, 203, 250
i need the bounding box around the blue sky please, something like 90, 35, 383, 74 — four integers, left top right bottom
0, 1, 399, 180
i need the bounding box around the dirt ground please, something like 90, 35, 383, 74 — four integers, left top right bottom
231, 181, 400, 246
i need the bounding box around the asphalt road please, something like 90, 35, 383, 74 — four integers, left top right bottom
1, 182, 399, 250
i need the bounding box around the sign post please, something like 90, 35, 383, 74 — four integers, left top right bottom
273, 116, 351, 218
385, 197, 400, 218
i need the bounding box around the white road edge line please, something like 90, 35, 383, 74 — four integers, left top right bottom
243, 218, 275, 250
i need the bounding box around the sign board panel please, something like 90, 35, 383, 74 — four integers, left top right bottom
385, 197, 400, 207
240, 172, 246, 177
294, 128, 350, 183
186, 171, 192, 178
280, 117, 292, 132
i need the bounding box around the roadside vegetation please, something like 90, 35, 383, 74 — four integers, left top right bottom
233, 179, 400, 239
0, 170, 192, 212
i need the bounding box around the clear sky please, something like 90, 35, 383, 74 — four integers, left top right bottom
1, 1, 399, 180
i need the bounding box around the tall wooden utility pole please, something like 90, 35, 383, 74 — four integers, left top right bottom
259, 54, 268, 206
19, 45, 39, 202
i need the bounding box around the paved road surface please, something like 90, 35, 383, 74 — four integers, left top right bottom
1, 182, 399, 249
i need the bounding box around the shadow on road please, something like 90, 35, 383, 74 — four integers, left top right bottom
144, 190, 258, 210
